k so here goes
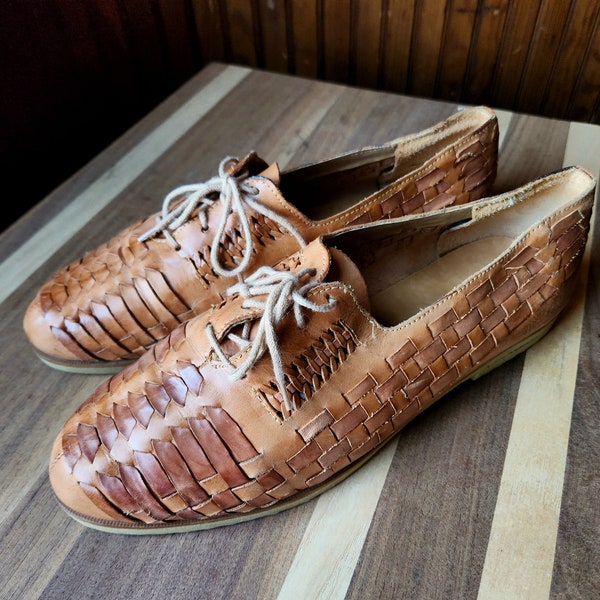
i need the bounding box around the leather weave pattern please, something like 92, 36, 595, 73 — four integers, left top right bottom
54, 192, 591, 526
347, 139, 494, 226
27, 112, 498, 367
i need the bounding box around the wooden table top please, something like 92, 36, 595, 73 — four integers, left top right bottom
1, 63, 598, 600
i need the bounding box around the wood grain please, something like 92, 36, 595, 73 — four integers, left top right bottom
5, 0, 600, 237
352, 0, 384, 88
462, 0, 510, 104
379, 0, 416, 92
289, 0, 320, 78
0, 63, 598, 600
321, 0, 352, 83
516, 0, 573, 117
409, 0, 448, 98
541, 0, 600, 121
257, 0, 291, 73
436, 0, 479, 102
567, 9, 600, 123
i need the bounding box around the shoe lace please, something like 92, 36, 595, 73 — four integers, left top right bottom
138, 157, 306, 278
206, 266, 337, 412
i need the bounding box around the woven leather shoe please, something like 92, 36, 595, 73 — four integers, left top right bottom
49, 166, 594, 533
24, 106, 498, 373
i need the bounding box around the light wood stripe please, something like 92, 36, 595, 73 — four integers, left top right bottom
493, 109, 513, 150
477, 121, 600, 599
276, 442, 398, 600
0, 65, 251, 305
276, 109, 516, 599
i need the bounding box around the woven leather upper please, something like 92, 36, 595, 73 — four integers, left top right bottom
48, 167, 595, 531
24, 107, 498, 369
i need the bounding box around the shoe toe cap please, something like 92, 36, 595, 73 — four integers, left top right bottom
23, 297, 82, 363
48, 430, 132, 526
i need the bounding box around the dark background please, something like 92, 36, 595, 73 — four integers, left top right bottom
2, 0, 598, 233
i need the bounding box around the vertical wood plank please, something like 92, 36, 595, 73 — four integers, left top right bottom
379, 0, 416, 92
223, 0, 260, 66
289, 0, 320, 78
436, 0, 479, 102
156, 0, 201, 82
541, 0, 599, 120
516, 0, 572, 116
353, 0, 384, 88
491, 0, 543, 110
321, 0, 352, 83
119, 0, 170, 86
409, 0, 448, 98
83, 0, 132, 74
192, 0, 226, 62
462, 0, 510, 104
567, 10, 600, 123
257, 0, 290, 73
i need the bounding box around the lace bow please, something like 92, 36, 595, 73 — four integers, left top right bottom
138, 157, 305, 278
207, 266, 337, 412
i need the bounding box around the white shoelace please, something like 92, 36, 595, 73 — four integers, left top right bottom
206, 266, 337, 412
138, 157, 306, 278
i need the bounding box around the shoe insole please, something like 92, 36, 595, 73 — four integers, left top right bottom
370, 236, 512, 326
305, 179, 381, 220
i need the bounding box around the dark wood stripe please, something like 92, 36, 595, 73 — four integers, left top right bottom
409, 0, 447, 98
379, 0, 415, 92
567, 6, 600, 122
516, 0, 573, 116
346, 369, 523, 599
541, 0, 599, 120
462, 0, 511, 104
551, 197, 600, 598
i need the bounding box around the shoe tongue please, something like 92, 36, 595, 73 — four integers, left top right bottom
206, 238, 369, 344
227, 152, 270, 177
259, 162, 281, 186
288, 238, 370, 311
227, 152, 281, 185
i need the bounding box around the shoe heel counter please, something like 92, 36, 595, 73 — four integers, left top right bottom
524, 191, 594, 329
451, 114, 499, 206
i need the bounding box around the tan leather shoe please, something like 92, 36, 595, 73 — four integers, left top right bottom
48, 166, 595, 534
24, 106, 498, 373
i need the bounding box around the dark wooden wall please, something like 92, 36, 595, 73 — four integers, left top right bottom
2, 0, 599, 232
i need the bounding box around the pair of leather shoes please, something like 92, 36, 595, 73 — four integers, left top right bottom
25, 106, 595, 533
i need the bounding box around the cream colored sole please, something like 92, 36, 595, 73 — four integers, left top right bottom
469, 320, 554, 381
36, 351, 134, 375
59, 447, 378, 535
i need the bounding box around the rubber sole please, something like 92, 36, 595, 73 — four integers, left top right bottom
57, 319, 556, 534
469, 320, 554, 381
36, 352, 135, 375
59, 446, 379, 535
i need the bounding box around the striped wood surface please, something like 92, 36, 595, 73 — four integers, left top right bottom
0, 63, 598, 600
